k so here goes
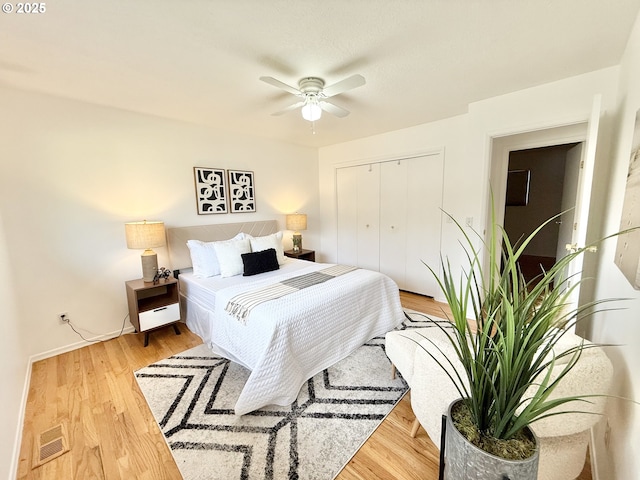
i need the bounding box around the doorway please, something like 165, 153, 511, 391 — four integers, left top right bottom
503, 143, 581, 283
488, 122, 590, 288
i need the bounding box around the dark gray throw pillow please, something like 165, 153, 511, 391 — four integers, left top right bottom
241, 248, 280, 276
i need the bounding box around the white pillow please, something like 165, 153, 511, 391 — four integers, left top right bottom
248, 231, 285, 265
214, 237, 252, 277
186, 239, 218, 277
186, 232, 245, 277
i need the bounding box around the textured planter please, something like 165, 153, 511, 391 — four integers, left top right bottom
443, 400, 539, 480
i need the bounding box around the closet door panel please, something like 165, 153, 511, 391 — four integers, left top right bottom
405, 154, 444, 296
336, 154, 443, 298
356, 163, 380, 271
336, 166, 359, 266
379, 160, 408, 289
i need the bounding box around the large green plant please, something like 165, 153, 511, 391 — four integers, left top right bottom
420, 210, 622, 448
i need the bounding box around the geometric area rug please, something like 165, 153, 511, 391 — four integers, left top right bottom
135, 328, 414, 480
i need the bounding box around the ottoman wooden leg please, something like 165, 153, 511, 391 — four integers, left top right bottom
410, 418, 421, 438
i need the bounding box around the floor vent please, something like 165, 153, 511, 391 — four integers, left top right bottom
32, 423, 69, 468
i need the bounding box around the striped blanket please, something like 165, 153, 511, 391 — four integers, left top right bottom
225, 264, 357, 323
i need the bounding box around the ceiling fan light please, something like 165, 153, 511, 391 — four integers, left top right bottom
301, 102, 322, 122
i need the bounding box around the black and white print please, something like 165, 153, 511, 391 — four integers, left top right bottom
228, 170, 256, 213
194, 167, 228, 215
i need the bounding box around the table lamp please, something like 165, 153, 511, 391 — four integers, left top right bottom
125, 220, 166, 282
286, 213, 307, 252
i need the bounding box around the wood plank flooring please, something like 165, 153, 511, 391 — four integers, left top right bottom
17, 292, 591, 479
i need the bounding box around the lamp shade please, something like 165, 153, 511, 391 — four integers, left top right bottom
125, 221, 166, 249
286, 214, 307, 232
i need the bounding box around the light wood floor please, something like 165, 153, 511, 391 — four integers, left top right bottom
17, 292, 591, 479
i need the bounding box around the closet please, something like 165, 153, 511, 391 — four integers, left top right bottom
336, 153, 443, 297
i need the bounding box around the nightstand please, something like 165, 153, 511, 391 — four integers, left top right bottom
284, 249, 316, 262
125, 277, 182, 347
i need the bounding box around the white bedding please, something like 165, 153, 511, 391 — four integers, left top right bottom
179, 259, 404, 415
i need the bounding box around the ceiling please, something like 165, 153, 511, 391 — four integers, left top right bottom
2, 0, 639, 148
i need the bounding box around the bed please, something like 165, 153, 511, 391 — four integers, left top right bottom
167, 220, 405, 415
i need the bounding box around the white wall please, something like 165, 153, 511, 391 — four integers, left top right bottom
0, 86, 318, 478
0, 212, 28, 479
588, 9, 640, 479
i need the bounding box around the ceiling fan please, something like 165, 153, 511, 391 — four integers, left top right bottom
259, 74, 366, 122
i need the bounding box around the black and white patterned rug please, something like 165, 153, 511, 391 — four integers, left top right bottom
134, 317, 434, 480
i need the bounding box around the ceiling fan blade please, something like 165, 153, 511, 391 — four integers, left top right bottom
321, 74, 366, 98
319, 101, 350, 118
259, 76, 301, 96
271, 101, 305, 116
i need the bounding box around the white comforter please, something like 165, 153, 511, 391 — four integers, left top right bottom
180, 261, 404, 415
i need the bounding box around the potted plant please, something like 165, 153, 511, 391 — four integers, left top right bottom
417, 210, 623, 479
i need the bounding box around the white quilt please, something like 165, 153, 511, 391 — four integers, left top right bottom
181, 261, 404, 415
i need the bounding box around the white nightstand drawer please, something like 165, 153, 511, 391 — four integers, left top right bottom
139, 302, 180, 331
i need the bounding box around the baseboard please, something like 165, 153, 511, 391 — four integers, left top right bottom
433, 294, 447, 304
9, 324, 136, 478
29, 325, 136, 363
9, 356, 32, 480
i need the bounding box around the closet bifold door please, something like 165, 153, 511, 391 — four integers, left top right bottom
356, 163, 380, 271
336, 165, 359, 267
336, 153, 443, 297
404, 154, 444, 296
380, 160, 408, 290
336, 163, 380, 270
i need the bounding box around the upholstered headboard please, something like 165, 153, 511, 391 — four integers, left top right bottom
167, 220, 279, 271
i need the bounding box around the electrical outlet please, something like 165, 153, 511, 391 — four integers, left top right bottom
465, 217, 473, 227
58, 312, 69, 324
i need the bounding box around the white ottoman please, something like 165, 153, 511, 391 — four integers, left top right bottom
385, 329, 425, 386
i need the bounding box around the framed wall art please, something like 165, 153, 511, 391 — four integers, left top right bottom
614, 109, 640, 290
505, 169, 531, 206
228, 169, 256, 213
193, 167, 228, 215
